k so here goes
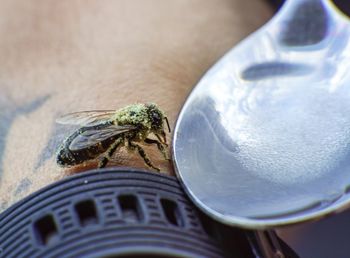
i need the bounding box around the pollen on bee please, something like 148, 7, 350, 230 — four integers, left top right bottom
56, 103, 169, 172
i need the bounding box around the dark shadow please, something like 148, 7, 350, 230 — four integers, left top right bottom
0, 94, 50, 181
279, 1, 329, 46
241, 61, 313, 81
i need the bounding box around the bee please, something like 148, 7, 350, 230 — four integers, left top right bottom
56, 103, 171, 171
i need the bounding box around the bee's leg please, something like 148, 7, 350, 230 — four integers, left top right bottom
144, 138, 170, 161
98, 138, 123, 168
155, 132, 168, 146
128, 141, 160, 172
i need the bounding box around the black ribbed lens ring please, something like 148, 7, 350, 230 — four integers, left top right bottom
0, 168, 227, 258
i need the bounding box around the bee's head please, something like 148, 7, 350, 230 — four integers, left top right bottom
146, 103, 170, 133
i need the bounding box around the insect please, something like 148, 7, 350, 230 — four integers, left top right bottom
56, 103, 171, 171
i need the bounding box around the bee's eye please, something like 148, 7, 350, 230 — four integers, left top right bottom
152, 112, 160, 120
151, 112, 161, 126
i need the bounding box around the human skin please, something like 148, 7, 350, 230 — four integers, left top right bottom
0, 0, 272, 211
6, 1, 348, 257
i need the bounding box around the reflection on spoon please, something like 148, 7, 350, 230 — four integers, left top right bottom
173, 0, 350, 228
241, 61, 313, 81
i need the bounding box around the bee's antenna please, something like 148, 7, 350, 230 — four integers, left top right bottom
164, 117, 171, 133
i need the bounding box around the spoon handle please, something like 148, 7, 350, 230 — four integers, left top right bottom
247, 230, 286, 258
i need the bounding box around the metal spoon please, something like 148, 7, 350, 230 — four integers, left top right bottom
173, 0, 349, 256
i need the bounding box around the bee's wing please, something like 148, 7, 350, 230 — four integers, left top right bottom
69, 124, 135, 151
56, 110, 116, 126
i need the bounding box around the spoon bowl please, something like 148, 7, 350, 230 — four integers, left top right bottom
173, 0, 350, 229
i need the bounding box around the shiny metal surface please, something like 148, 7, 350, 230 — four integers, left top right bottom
173, 0, 350, 229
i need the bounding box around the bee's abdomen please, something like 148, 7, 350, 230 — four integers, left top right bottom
57, 143, 110, 167
57, 145, 80, 166
57, 127, 115, 167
